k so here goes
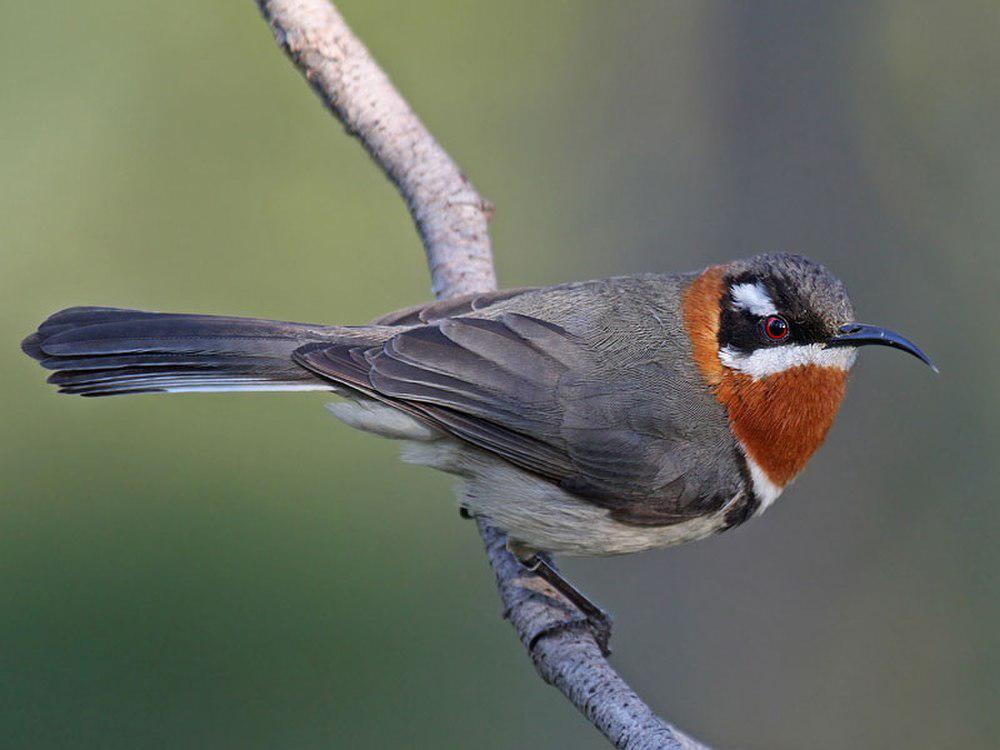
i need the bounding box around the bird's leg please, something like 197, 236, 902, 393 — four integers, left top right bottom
522, 555, 612, 630
514, 547, 613, 654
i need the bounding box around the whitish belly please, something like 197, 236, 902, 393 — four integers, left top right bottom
326, 397, 742, 556
401, 438, 739, 557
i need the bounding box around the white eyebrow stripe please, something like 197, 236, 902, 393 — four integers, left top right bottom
730, 282, 777, 317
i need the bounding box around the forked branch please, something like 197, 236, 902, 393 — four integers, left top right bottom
255, 2, 709, 747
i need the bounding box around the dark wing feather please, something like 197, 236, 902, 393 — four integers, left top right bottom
295, 314, 718, 525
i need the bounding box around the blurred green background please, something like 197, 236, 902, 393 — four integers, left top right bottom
2, 2, 997, 748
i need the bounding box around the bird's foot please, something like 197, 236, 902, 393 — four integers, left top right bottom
517, 551, 613, 655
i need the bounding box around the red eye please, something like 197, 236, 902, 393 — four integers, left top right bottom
763, 315, 789, 341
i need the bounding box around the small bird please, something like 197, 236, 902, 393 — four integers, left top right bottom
22, 253, 934, 563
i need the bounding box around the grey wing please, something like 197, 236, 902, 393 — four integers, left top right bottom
370, 287, 539, 326
294, 313, 726, 525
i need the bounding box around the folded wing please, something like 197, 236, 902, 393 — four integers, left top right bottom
295, 313, 724, 525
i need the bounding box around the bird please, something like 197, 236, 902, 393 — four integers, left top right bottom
22, 253, 934, 568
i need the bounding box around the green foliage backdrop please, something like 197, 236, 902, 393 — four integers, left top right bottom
2, 2, 997, 748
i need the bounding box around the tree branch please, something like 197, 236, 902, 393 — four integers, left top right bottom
256, 0, 494, 299
256, 2, 710, 747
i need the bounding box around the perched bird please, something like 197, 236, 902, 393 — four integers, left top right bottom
22, 253, 933, 562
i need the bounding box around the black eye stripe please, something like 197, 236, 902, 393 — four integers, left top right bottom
718, 273, 831, 353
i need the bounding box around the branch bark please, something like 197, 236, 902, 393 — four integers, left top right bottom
256, 2, 710, 747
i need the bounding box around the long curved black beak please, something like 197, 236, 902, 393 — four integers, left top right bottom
825, 323, 938, 372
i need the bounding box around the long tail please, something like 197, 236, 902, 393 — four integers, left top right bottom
22, 307, 343, 396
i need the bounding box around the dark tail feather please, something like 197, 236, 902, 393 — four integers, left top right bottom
22, 307, 339, 396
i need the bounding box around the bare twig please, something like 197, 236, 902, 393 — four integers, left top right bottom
478, 522, 709, 750
256, 0, 494, 299
256, 2, 710, 747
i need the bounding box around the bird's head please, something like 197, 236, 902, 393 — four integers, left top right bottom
716, 252, 935, 378
682, 252, 935, 509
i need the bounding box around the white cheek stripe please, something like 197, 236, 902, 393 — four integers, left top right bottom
742, 450, 784, 513
730, 282, 777, 317
719, 343, 857, 379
